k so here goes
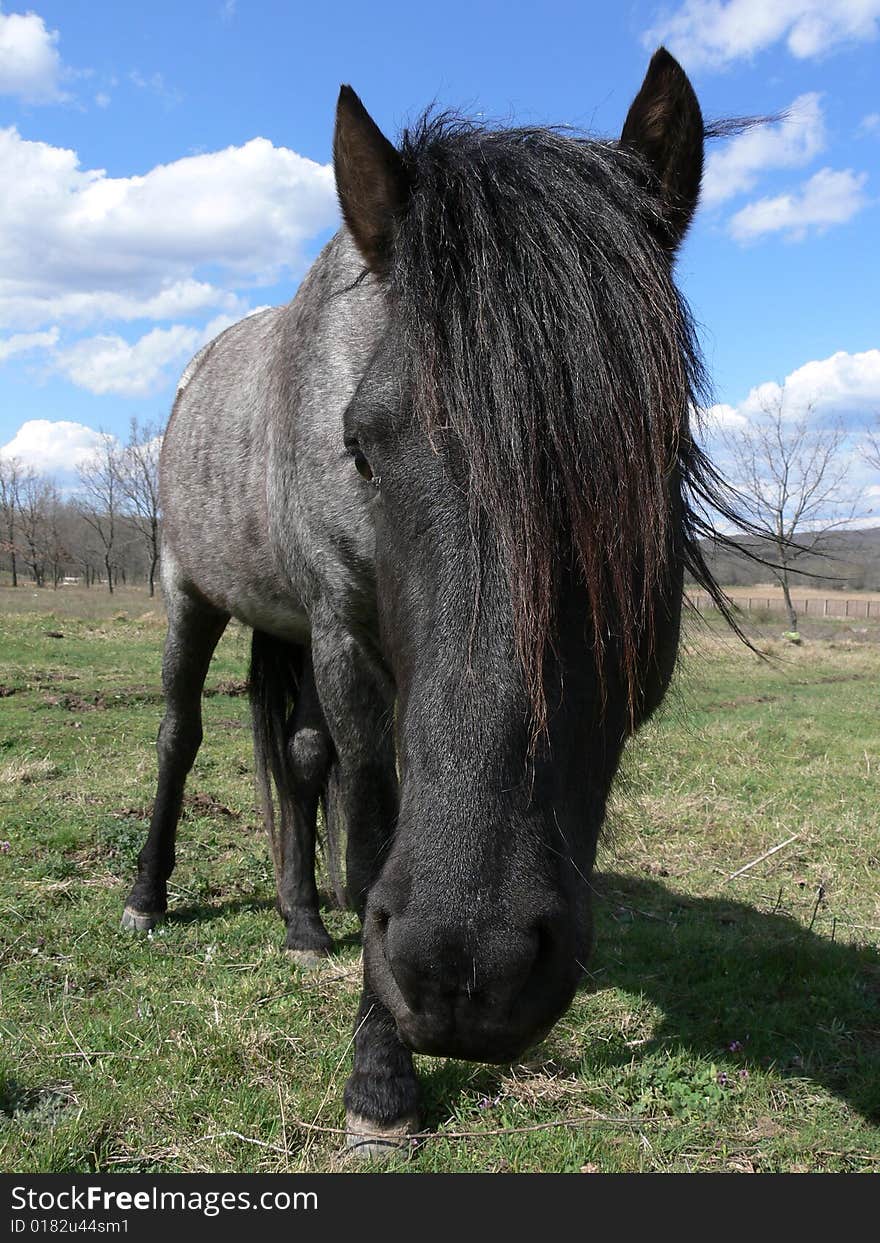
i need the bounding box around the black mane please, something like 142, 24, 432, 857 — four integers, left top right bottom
391, 112, 736, 730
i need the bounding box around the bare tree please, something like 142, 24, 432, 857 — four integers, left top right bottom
723, 392, 859, 630
44, 483, 70, 588
17, 469, 54, 588
67, 505, 101, 588
0, 455, 23, 586
119, 417, 163, 596
75, 433, 122, 594
866, 417, 880, 475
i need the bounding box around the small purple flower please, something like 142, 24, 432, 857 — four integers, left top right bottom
728, 1040, 744, 1053
0, 841, 10, 853
716, 1071, 729, 1087
738, 1069, 749, 1080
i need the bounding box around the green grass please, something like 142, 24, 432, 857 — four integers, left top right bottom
1, 586, 878, 1173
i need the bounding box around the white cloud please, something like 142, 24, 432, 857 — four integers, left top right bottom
702, 94, 824, 207
644, 1, 880, 70
860, 112, 880, 135
53, 313, 239, 397
704, 351, 880, 429
128, 69, 182, 109
0, 418, 106, 474
728, 167, 869, 242
702, 401, 749, 431
0, 126, 337, 331
0, 10, 65, 104
1, 280, 244, 330
698, 351, 880, 526
751, 350, 880, 417
54, 327, 201, 397
0, 325, 58, 362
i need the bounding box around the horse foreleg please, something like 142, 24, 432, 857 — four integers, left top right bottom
343, 978, 420, 1158
122, 585, 229, 931
310, 617, 416, 1152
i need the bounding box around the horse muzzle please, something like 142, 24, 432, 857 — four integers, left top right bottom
362, 900, 584, 1063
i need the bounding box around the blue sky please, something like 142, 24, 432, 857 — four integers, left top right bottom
0, 0, 878, 510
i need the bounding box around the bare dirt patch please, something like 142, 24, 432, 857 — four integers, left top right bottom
43, 692, 106, 712
204, 679, 249, 698
184, 791, 241, 820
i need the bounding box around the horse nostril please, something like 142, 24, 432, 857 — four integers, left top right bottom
535, 920, 554, 958
367, 906, 390, 958
528, 915, 563, 977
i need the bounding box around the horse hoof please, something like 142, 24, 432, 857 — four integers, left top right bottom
344, 1111, 420, 1160
286, 948, 329, 970
120, 907, 164, 933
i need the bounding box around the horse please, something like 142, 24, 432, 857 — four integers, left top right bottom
122, 48, 739, 1153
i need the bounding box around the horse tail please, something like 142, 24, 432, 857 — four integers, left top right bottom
248, 630, 347, 911
249, 629, 301, 898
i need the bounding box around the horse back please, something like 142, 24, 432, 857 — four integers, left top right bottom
159, 305, 310, 636
159, 232, 384, 641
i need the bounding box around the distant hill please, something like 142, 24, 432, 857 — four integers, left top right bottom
686, 527, 880, 592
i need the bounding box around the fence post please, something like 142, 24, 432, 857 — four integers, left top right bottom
845, 599, 850, 617
747, 597, 753, 611
803, 598, 808, 615
824, 598, 829, 617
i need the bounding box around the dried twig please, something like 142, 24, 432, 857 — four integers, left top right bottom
61, 975, 92, 1068
277, 1082, 288, 1170
196, 1131, 289, 1155
808, 882, 826, 932
290, 1111, 657, 1143
724, 833, 800, 883
54, 1051, 130, 1060
195, 1109, 658, 1159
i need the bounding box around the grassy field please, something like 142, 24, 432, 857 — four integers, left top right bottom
1, 585, 878, 1173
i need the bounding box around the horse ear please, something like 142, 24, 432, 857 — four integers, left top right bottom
620, 47, 703, 250
334, 86, 409, 277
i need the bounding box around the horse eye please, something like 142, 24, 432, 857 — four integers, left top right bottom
353, 450, 374, 482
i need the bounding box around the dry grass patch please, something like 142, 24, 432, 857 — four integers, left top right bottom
0, 756, 62, 785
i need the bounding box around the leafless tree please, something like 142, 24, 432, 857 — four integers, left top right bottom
75, 433, 122, 594
0, 456, 163, 589
0, 455, 23, 586
67, 505, 102, 588
17, 469, 54, 588
44, 483, 70, 588
119, 417, 163, 596
866, 417, 880, 475
723, 392, 859, 630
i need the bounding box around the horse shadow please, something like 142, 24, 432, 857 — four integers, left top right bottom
164, 896, 277, 925
160, 874, 878, 1123
418, 871, 880, 1125
165, 891, 358, 941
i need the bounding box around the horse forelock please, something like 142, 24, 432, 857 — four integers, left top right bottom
390, 113, 729, 733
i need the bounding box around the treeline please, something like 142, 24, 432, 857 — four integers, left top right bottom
685, 527, 880, 592
0, 418, 162, 596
